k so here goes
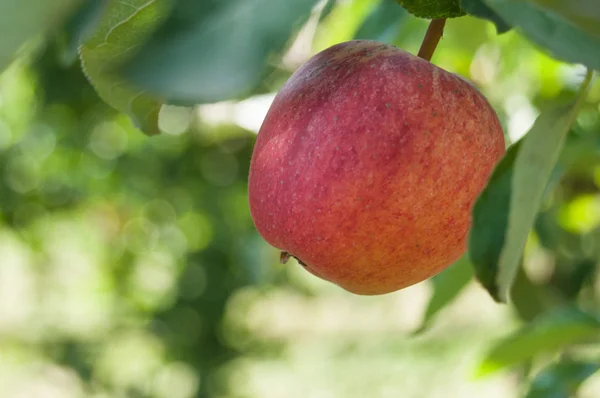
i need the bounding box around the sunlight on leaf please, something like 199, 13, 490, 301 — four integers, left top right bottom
469, 71, 594, 302
122, 0, 321, 104
478, 308, 600, 376
484, 0, 600, 70
496, 71, 594, 302
80, 0, 168, 135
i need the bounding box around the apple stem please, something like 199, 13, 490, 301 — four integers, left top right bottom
280, 251, 308, 267
280, 251, 291, 264
417, 18, 447, 62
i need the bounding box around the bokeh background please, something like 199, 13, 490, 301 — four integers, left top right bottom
1, 0, 600, 397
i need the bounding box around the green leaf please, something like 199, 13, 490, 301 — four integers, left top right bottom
469, 140, 521, 300
354, 0, 407, 42
395, 0, 465, 18
80, 0, 168, 136
122, 0, 321, 105
484, 0, 600, 70
460, 0, 511, 33
478, 308, 600, 376
530, 0, 600, 38
469, 71, 594, 303
58, 0, 108, 66
510, 265, 550, 322
418, 255, 473, 331
0, 0, 81, 72
496, 108, 576, 300
525, 360, 600, 398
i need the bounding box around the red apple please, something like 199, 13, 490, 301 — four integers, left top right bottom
248, 40, 505, 295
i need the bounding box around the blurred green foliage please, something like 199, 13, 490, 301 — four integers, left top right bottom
0, 1, 600, 397
80, 0, 165, 135
525, 360, 600, 398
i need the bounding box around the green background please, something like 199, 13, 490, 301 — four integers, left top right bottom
1, 0, 600, 397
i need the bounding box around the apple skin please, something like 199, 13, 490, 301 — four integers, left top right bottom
248, 40, 505, 295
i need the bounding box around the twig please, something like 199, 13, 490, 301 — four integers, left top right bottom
417, 18, 447, 61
